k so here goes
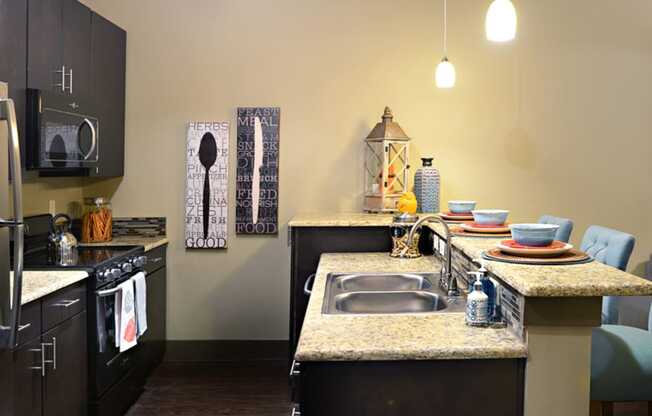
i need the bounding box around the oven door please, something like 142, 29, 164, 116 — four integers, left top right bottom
40, 107, 99, 169
92, 277, 137, 398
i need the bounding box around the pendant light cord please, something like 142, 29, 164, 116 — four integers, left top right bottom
443, 0, 447, 56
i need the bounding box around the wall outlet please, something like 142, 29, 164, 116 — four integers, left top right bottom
48, 200, 56, 216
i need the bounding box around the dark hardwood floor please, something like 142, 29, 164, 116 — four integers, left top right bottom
126, 361, 290, 416
126, 360, 648, 416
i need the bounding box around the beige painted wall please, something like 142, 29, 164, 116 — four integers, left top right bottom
78, 0, 652, 340
22, 175, 84, 217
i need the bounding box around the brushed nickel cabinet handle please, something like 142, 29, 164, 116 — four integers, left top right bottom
28, 345, 46, 377
54, 66, 66, 91
289, 360, 301, 377
52, 298, 80, 308
67, 68, 73, 94
303, 274, 315, 296
42, 337, 56, 370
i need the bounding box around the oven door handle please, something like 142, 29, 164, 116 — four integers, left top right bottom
81, 118, 97, 160
96, 286, 121, 298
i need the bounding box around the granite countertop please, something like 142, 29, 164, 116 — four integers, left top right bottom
426, 223, 652, 297
14, 270, 89, 305
289, 213, 396, 227
295, 253, 527, 362
80, 235, 169, 252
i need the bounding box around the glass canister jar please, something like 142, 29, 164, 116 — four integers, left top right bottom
389, 213, 421, 258
81, 197, 113, 243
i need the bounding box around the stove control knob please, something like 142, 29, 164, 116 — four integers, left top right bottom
110, 268, 122, 280
121, 262, 133, 273
98, 270, 108, 281
132, 256, 147, 268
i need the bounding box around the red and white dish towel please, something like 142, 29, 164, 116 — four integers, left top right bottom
114, 272, 148, 352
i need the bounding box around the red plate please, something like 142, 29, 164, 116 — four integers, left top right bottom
460, 222, 510, 234
439, 212, 474, 221
498, 240, 573, 257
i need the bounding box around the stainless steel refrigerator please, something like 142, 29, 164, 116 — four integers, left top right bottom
0, 80, 25, 351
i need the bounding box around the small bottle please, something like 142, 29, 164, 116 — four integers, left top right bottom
478, 268, 496, 321
466, 277, 489, 326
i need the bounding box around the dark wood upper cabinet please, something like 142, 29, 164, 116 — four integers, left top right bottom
62, 0, 92, 99
90, 12, 126, 177
42, 311, 87, 416
27, 0, 92, 99
27, 0, 64, 93
0, 0, 27, 144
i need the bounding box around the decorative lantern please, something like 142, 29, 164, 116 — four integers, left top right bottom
363, 107, 411, 212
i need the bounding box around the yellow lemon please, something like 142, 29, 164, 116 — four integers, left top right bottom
397, 192, 418, 214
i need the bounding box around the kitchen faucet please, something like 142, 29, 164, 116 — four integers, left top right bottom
402, 215, 461, 298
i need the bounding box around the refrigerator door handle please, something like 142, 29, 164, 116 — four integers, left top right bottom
0, 98, 24, 349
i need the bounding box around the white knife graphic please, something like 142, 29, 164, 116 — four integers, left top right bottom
252, 117, 263, 224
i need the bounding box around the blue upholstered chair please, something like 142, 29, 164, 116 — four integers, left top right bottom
591, 306, 652, 414
538, 215, 574, 243
584, 225, 648, 414
581, 225, 635, 325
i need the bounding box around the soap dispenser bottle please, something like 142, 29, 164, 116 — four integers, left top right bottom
466, 277, 489, 327
478, 266, 496, 321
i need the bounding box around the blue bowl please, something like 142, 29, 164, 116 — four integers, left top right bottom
510, 223, 560, 247
448, 200, 476, 214
471, 209, 510, 225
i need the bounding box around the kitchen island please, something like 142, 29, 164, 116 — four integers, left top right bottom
290, 213, 652, 416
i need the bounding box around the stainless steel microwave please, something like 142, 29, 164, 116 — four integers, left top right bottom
26, 89, 99, 172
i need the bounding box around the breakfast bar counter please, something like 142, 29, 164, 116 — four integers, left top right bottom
289, 212, 652, 416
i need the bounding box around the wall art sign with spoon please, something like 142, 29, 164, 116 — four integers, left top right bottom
236, 107, 280, 235
185, 121, 229, 248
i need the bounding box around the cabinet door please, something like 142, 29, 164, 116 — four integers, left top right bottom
0, 0, 27, 142
42, 312, 87, 416
27, 0, 64, 93
90, 13, 126, 177
12, 338, 43, 416
62, 0, 91, 98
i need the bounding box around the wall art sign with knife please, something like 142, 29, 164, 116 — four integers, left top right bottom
185, 121, 229, 248
236, 107, 280, 234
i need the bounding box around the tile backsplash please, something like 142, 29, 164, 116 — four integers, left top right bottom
113, 217, 166, 237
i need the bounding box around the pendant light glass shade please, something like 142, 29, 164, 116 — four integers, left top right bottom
436, 0, 455, 89
486, 0, 517, 42
435, 57, 456, 89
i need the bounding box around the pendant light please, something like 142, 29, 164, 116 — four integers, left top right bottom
485, 0, 517, 42
435, 0, 456, 88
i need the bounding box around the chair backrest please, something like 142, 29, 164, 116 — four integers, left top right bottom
580, 225, 636, 325
538, 215, 574, 243
580, 225, 635, 271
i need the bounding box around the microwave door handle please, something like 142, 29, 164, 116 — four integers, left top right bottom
81, 118, 97, 161
0, 98, 25, 349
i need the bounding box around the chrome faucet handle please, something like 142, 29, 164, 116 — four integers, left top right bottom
447, 274, 461, 298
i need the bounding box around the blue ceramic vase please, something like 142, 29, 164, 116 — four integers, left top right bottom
414, 157, 441, 213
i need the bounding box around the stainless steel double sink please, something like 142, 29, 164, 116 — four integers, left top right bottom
322, 273, 466, 315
